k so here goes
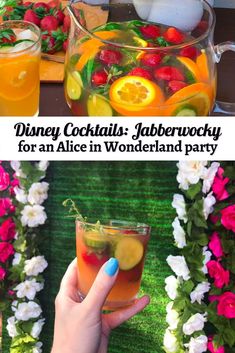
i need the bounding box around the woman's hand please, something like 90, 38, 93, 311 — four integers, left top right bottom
51, 258, 150, 353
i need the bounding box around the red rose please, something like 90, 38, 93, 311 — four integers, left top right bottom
207, 260, 230, 288
221, 205, 235, 233
0, 242, 15, 263
217, 292, 235, 319
0, 218, 16, 241
0, 165, 10, 191
0, 266, 6, 280
0, 198, 15, 217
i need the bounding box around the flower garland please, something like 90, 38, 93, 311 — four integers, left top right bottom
164, 161, 235, 353
0, 161, 49, 353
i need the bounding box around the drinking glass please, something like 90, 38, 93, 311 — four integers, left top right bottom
76, 219, 150, 309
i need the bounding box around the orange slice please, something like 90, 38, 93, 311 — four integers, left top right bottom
177, 56, 202, 82
196, 51, 210, 82
109, 76, 165, 116
164, 82, 212, 116
76, 30, 120, 71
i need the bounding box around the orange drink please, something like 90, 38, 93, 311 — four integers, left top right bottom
76, 220, 150, 309
0, 21, 41, 116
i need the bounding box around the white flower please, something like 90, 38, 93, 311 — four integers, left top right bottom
202, 162, 220, 194
165, 275, 179, 300
15, 279, 44, 300
183, 313, 207, 335
31, 319, 45, 338
6, 316, 18, 338
172, 217, 186, 248
201, 247, 212, 274
11, 300, 18, 312
166, 255, 190, 280
172, 194, 187, 223
24, 256, 48, 276
37, 161, 49, 172
12, 253, 22, 266
190, 282, 211, 304
176, 161, 207, 190
166, 302, 179, 330
203, 192, 216, 219
184, 335, 208, 353
28, 182, 49, 205
33, 342, 43, 353
15, 301, 42, 321
163, 329, 178, 353
10, 161, 26, 178
21, 205, 47, 227
14, 186, 28, 204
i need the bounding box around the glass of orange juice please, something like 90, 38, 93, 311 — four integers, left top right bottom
0, 21, 41, 116
76, 219, 150, 309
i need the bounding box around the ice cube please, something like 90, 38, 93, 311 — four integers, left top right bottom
17, 29, 37, 41
12, 41, 33, 53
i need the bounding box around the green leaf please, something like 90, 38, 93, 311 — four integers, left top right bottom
213, 334, 224, 350
187, 200, 207, 228
181, 280, 194, 294
19, 321, 34, 335
224, 164, 235, 179
223, 328, 235, 347
183, 182, 202, 200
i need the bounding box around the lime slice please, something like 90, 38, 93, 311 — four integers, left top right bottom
114, 237, 144, 270
66, 71, 83, 100
84, 231, 107, 250
0, 46, 13, 53
175, 106, 197, 116
87, 94, 113, 116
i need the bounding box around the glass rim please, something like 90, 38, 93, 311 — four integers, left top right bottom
75, 218, 151, 232
0, 20, 41, 57
68, 0, 216, 52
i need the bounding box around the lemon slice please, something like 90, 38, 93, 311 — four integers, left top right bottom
66, 71, 83, 100
133, 36, 148, 47
87, 94, 113, 116
115, 237, 144, 270
177, 56, 202, 82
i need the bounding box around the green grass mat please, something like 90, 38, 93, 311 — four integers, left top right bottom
3, 161, 178, 353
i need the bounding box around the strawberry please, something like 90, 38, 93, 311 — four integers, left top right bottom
23, 1, 33, 7
47, 0, 60, 9
141, 53, 162, 67
54, 9, 65, 25
41, 34, 56, 54
122, 229, 139, 235
33, 2, 50, 12
163, 27, 184, 44
62, 39, 68, 52
168, 80, 187, 93
62, 15, 70, 33
179, 46, 199, 60
24, 9, 41, 26
140, 24, 160, 39
128, 67, 152, 81
40, 15, 59, 31
154, 66, 185, 81
0, 29, 16, 44
82, 251, 109, 267
92, 69, 108, 86
99, 49, 122, 65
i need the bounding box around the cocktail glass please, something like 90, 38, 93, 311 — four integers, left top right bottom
76, 219, 150, 309
64, 0, 235, 116
0, 20, 41, 116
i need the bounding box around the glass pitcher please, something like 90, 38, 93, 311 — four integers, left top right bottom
64, 0, 235, 116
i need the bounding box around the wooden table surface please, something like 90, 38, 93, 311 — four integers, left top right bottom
39, 8, 235, 116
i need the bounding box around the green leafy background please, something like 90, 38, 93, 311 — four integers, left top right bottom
3, 161, 178, 353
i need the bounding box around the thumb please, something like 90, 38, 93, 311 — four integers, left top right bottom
83, 258, 119, 313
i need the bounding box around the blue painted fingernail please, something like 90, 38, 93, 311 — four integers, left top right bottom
105, 258, 119, 276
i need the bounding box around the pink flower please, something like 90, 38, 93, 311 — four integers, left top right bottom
0, 266, 6, 280
208, 232, 223, 258
207, 260, 230, 288
208, 337, 225, 353
221, 205, 235, 233
0, 218, 16, 241
209, 295, 220, 302
217, 292, 235, 319
8, 290, 15, 296
0, 166, 10, 191
210, 214, 220, 225
0, 198, 15, 217
9, 178, 20, 196
212, 167, 229, 201
0, 242, 15, 263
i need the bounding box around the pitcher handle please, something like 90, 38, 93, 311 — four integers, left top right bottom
214, 41, 235, 63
